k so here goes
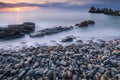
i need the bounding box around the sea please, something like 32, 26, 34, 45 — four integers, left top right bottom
0, 7, 120, 49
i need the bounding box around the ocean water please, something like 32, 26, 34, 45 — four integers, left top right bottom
0, 7, 120, 49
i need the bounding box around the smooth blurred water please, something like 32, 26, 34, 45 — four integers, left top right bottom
0, 7, 120, 49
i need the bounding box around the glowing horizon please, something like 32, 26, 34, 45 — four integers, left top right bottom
0, 7, 39, 12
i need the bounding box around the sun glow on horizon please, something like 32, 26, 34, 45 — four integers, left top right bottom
0, 7, 39, 12
15, 8, 20, 12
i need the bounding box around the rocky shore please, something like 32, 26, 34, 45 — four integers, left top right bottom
89, 7, 120, 16
0, 39, 120, 80
0, 20, 95, 39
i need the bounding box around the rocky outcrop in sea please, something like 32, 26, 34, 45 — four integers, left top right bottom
0, 22, 35, 39
89, 7, 120, 16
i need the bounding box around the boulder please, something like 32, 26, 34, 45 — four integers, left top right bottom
8, 22, 35, 34
89, 7, 96, 13
0, 28, 24, 39
75, 20, 95, 27
0, 22, 35, 40
89, 7, 120, 16
30, 26, 73, 38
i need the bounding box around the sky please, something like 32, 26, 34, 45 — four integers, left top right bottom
0, 0, 120, 5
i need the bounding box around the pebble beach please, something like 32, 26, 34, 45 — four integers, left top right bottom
0, 39, 120, 80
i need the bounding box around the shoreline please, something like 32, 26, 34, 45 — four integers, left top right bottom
0, 38, 120, 80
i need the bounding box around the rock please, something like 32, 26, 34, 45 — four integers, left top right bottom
60, 60, 67, 66
38, 68, 44, 75
0, 22, 35, 40
46, 70, 53, 79
72, 74, 79, 80
89, 6, 120, 16
75, 20, 95, 27
14, 63, 21, 69
115, 74, 120, 80
0, 28, 24, 40
33, 62, 39, 68
8, 22, 35, 34
10, 70, 18, 76
25, 76, 31, 80
110, 60, 120, 67
98, 67, 105, 74
0, 69, 3, 74
89, 6, 96, 13
26, 69, 36, 78
100, 74, 109, 80
18, 70, 26, 78
87, 64, 93, 70
87, 20, 95, 25
30, 26, 73, 38
61, 36, 74, 42
67, 70, 72, 78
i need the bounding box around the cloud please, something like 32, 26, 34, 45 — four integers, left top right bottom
1, 0, 120, 4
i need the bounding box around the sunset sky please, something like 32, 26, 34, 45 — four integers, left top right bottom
0, 0, 120, 4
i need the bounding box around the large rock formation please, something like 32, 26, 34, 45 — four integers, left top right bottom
89, 7, 120, 16
8, 22, 35, 34
30, 26, 73, 37
0, 22, 35, 40
75, 20, 95, 27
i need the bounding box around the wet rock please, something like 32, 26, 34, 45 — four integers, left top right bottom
0, 22, 35, 40
75, 20, 95, 27
10, 70, 18, 76
18, 70, 26, 78
72, 74, 79, 80
0, 28, 24, 40
87, 64, 93, 70
61, 36, 74, 42
25, 76, 31, 80
33, 62, 39, 68
30, 26, 73, 38
89, 7, 120, 16
60, 60, 67, 66
8, 22, 35, 34
26, 69, 36, 78
14, 63, 21, 69
0, 69, 3, 74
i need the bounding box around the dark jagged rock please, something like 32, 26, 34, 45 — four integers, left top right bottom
75, 20, 95, 27
8, 22, 35, 34
89, 6, 96, 13
0, 28, 24, 39
89, 7, 120, 16
0, 22, 35, 40
30, 26, 73, 38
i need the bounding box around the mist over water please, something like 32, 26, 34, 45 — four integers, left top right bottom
0, 7, 120, 49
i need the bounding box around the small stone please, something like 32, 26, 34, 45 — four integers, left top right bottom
0, 69, 3, 74
14, 63, 21, 69
27, 57, 32, 63
88, 64, 93, 70
18, 70, 26, 78
100, 74, 109, 80
72, 74, 79, 80
60, 60, 66, 66
10, 70, 18, 76
38, 68, 44, 75
25, 76, 31, 80
26, 69, 36, 78
67, 70, 72, 78
33, 62, 39, 68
